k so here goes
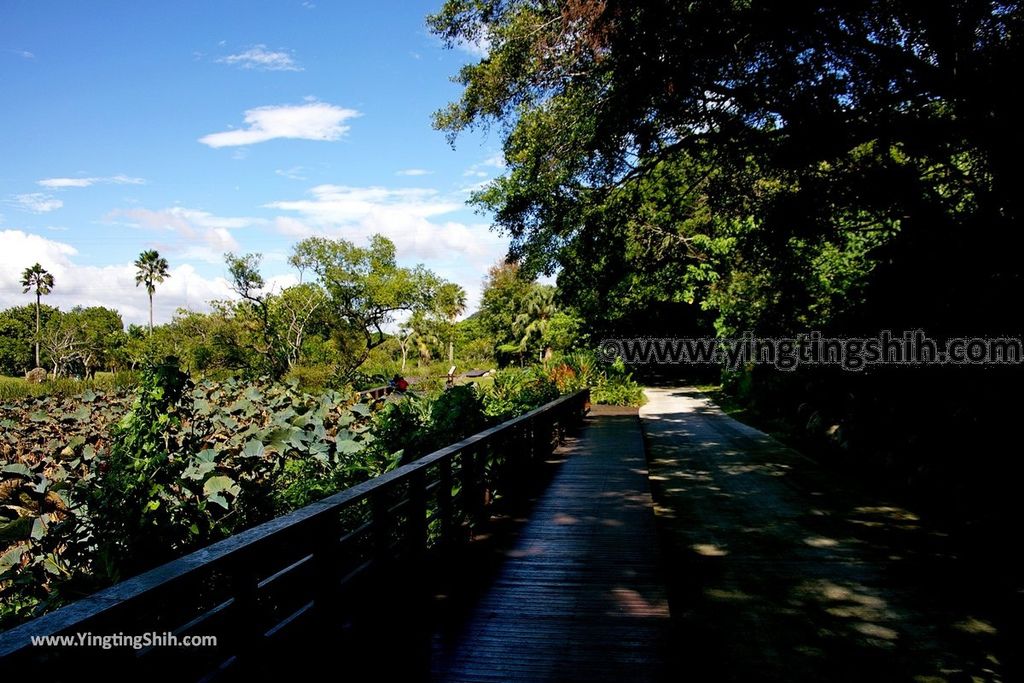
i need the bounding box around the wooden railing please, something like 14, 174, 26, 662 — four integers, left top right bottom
0, 389, 590, 677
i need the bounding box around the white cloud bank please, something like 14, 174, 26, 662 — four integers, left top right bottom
38, 175, 145, 188
199, 103, 360, 148
0, 229, 235, 326
396, 168, 432, 176
266, 184, 509, 310
217, 45, 302, 72
105, 206, 265, 263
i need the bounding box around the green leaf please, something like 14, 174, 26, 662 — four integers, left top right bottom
30, 515, 48, 540
0, 545, 25, 571
241, 439, 265, 458
335, 439, 363, 455
207, 493, 229, 510
2, 464, 33, 477
203, 475, 240, 499
81, 389, 97, 403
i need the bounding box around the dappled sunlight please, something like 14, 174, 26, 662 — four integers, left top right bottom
691, 543, 729, 557
954, 617, 998, 635
608, 587, 671, 618
803, 536, 841, 548
704, 587, 754, 602
552, 513, 578, 525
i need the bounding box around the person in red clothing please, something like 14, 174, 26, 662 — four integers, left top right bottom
394, 374, 409, 393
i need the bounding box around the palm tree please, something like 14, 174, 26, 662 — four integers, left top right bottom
434, 283, 467, 365
514, 285, 557, 362
134, 250, 170, 334
20, 263, 54, 368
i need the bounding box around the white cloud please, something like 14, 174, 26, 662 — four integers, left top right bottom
38, 175, 145, 188
265, 184, 508, 271
462, 153, 506, 178
216, 45, 302, 72
5, 48, 34, 59
105, 206, 264, 263
276, 166, 307, 181
456, 34, 492, 59
8, 193, 63, 213
199, 102, 360, 148
396, 168, 432, 176
0, 229, 236, 325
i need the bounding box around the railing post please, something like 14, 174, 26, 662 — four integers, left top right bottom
370, 489, 390, 566
460, 446, 484, 529
438, 457, 455, 549
408, 467, 428, 559
312, 514, 342, 612
230, 565, 262, 668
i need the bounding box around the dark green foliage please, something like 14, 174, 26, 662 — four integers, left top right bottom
482, 367, 560, 420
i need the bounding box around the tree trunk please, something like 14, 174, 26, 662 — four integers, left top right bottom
148, 291, 154, 334
34, 292, 41, 368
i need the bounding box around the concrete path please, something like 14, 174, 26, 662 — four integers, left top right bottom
640, 387, 1010, 682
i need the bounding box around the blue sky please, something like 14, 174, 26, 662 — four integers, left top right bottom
0, 0, 505, 325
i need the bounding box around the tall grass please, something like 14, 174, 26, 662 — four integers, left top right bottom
0, 371, 139, 401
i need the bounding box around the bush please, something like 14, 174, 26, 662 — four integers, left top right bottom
482, 367, 560, 419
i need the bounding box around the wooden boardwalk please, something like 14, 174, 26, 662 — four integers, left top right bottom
430, 406, 671, 682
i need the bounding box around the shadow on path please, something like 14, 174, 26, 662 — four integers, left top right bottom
641, 387, 1016, 682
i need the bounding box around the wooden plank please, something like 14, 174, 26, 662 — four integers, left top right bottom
431, 409, 671, 682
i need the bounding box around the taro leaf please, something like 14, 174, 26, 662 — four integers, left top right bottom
264, 427, 292, 454
42, 555, 64, 576
30, 514, 48, 540
29, 411, 49, 422
81, 389, 97, 403
241, 439, 264, 458
194, 398, 212, 415
2, 464, 33, 478
71, 405, 92, 422
0, 419, 15, 430
243, 387, 263, 403
335, 439, 363, 455
227, 399, 251, 415
60, 435, 86, 458
183, 461, 217, 481
195, 448, 218, 463
0, 517, 33, 544
33, 476, 49, 494
349, 403, 370, 417
82, 444, 96, 460
204, 475, 239, 509
0, 545, 25, 571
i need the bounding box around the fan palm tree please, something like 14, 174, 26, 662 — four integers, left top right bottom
134, 250, 170, 334
20, 263, 54, 368
434, 282, 467, 364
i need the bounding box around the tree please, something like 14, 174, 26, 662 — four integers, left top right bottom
479, 261, 532, 359
20, 263, 54, 368
430, 1, 1023, 335
134, 250, 170, 334
513, 284, 557, 362
289, 234, 442, 378
433, 282, 467, 364
0, 304, 58, 375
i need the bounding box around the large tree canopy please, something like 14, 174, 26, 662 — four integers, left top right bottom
431, 0, 1023, 335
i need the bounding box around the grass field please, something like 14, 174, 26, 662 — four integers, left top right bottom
0, 372, 137, 401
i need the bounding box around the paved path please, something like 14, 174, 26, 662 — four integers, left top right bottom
640, 387, 1011, 682
431, 406, 671, 682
